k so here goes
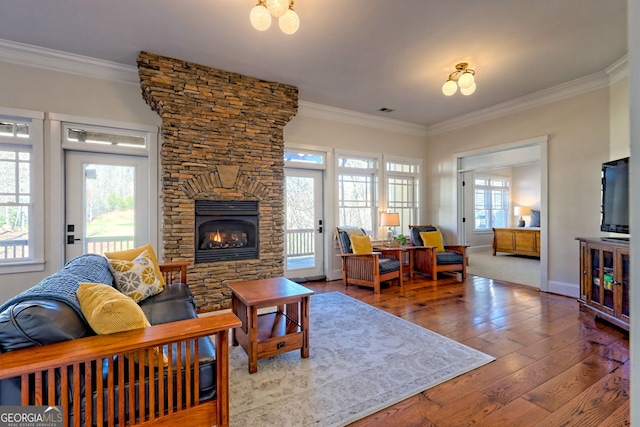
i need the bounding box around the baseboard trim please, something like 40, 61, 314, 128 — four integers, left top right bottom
547, 280, 579, 298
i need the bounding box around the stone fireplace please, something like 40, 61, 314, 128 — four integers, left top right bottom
137, 52, 298, 312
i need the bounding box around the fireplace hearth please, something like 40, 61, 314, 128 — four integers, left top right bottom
195, 200, 259, 263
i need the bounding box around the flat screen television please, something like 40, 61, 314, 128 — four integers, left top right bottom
600, 157, 630, 235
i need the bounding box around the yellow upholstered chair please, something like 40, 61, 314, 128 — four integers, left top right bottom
408, 225, 466, 281
335, 227, 403, 293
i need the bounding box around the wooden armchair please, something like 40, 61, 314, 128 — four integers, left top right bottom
408, 225, 466, 281
336, 227, 403, 293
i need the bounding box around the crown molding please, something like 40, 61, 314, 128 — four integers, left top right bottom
0, 38, 138, 85
605, 55, 629, 84
427, 71, 612, 136
298, 101, 429, 136
0, 39, 626, 138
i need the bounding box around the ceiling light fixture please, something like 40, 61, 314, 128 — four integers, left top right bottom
250, 0, 299, 34
442, 63, 476, 96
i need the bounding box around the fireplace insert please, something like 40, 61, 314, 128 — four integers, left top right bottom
195, 200, 258, 263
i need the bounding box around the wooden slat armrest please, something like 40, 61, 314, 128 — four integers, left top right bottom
0, 313, 241, 380
159, 260, 190, 284
445, 245, 467, 253
340, 252, 381, 257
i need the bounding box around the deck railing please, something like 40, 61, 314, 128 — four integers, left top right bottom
86, 235, 135, 253
285, 229, 314, 258
2, 233, 312, 262
0, 239, 28, 260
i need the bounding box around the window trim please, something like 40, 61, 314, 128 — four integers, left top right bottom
0, 107, 45, 274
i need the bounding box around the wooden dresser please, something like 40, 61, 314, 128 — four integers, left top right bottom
492, 227, 540, 258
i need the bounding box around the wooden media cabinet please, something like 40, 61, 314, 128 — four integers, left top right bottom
576, 237, 630, 331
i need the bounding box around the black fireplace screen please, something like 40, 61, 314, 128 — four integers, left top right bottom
195, 200, 259, 263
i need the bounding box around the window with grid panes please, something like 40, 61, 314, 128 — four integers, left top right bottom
386, 160, 420, 236
474, 176, 509, 230
0, 115, 43, 267
337, 155, 378, 235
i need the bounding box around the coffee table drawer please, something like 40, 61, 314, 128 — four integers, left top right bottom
258, 331, 303, 359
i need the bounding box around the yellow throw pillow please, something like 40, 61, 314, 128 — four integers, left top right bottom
350, 235, 373, 254
104, 243, 165, 287
107, 249, 163, 302
419, 231, 445, 252
77, 282, 167, 366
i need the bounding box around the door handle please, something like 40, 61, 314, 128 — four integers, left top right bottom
67, 235, 81, 244
317, 226, 323, 234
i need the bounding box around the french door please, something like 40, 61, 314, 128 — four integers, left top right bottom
65, 151, 149, 262
284, 168, 324, 281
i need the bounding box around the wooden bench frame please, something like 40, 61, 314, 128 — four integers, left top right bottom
0, 262, 241, 427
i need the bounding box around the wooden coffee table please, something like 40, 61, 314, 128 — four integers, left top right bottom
228, 277, 314, 373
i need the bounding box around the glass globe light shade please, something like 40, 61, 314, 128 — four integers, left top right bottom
458, 71, 475, 89
461, 82, 477, 96
279, 9, 299, 34
442, 80, 458, 96
266, 0, 289, 17
250, 5, 272, 31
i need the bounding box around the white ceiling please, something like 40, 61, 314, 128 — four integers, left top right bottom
0, 0, 628, 127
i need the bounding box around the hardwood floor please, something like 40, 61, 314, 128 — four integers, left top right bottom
302, 274, 630, 427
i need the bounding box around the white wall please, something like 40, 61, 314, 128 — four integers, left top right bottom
285, 114, 427, 157
512, 163, 542, 219
609, 76, 630, 160
0, 62, 160, 125
426, 88, 611, 296
0, 62, 160, 302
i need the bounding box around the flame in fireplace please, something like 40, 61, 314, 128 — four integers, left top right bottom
212, 230, 222, 242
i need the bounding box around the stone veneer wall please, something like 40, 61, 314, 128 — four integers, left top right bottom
137, 52, 298, 312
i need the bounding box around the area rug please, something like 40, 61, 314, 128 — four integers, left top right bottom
228, 291, 494, 426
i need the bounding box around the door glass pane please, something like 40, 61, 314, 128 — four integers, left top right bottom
85, 164, 135, 254
285, 175, 316, 270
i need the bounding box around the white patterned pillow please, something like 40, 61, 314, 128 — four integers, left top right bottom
107, 249, 163, 302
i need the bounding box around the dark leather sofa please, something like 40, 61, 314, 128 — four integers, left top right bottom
0, 254, 238, 427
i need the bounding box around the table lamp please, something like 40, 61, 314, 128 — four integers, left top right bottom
380, 212, 400, 246
514, 206, 531, 227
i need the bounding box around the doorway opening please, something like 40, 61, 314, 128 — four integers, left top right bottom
456, 135, 548, 291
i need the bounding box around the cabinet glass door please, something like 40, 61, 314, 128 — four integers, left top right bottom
590, 247, 615, 314
621, 252, 630, 319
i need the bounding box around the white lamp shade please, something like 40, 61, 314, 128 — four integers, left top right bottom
380, 212, 400, 227
460, 82, 476, 96
279, 9, 299, 34
458, 71, 475, 89
442, 80, 458, 96
266, 0, 289, 17
250, 5, 272, 31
